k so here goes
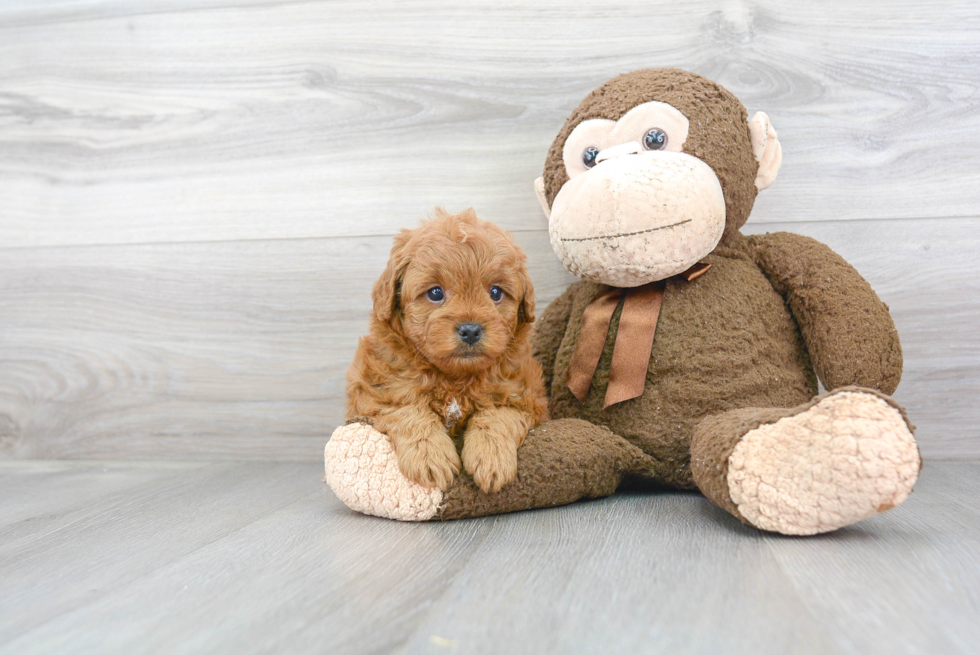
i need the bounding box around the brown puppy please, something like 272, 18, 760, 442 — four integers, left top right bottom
346, 208, 548, 493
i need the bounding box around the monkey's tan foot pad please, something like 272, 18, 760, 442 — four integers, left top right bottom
324, 423, 444, 521
727, 390, 921, 535
324, 419, 657, 521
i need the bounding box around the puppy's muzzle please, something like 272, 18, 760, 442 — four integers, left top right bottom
457, 323, 483, 346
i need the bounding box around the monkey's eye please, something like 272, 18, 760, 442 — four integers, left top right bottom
489, 285, 504, 302
582, 147, 600, 169
426, 286, 445, 302
643, 128, 668, 151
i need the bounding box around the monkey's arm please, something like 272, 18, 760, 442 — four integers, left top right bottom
530, 284, 577, 392
749, 232, 902, 394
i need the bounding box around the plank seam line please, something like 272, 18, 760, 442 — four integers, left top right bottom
0, 214, 978, 253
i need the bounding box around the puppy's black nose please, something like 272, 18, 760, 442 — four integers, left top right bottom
457, 323, 483, 345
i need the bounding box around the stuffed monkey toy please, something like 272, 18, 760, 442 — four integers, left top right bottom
325, 68, 921, 535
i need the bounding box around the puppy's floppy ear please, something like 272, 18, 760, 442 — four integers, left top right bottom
516, 255, 536, 325
372, 229, 412, 322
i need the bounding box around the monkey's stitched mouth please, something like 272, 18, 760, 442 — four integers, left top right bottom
561, 219, 692, 242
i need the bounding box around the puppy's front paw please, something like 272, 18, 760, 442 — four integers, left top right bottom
462, 427, 518, 494
396, 433, 461, 491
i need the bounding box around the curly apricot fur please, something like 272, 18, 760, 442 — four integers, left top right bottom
346, 208, 548, 493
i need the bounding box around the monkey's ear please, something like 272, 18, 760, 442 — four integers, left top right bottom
534, 177, 552, 220
371, 231, 411, 322
748, 111, 782, 191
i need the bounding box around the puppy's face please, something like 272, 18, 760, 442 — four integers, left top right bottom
372, 209, 535, 375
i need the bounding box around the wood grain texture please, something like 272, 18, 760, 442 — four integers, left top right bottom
763, 467, 980, 655
1, 218, 977, 460
0, 460, 977, 654
0, 461, 317, 641
0, 0, 978, 248
0, 0, 977, 461
0, 230, 576, 460
1, 4, 975, 652
0, 459, 206, 531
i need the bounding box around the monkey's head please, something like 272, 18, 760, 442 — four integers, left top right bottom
535, 68, 782, 287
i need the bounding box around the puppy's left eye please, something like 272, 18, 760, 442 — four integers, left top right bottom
489, 285, 504, 302
426, 286, 445, 302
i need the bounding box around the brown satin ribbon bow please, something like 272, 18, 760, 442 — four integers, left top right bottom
567, 262, 711, 409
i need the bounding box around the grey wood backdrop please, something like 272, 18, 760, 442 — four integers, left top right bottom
1, 0, 978, 461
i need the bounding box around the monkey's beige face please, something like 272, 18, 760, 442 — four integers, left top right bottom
546, 101, 726, 287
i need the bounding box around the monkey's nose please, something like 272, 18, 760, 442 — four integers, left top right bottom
595, 141, 643, 164
457, 323, 483, 345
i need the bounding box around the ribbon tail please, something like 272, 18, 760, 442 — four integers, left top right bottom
567, 286, 624, 402
603, 281, 666, 409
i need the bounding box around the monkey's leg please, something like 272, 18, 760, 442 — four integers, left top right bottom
325, 418, 659, 521
690, 387, 921, 535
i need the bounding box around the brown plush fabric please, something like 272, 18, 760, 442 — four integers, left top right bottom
749, 232, 903, 394
542, 68, 760, 244
690, 386, 920, 526
532, 235, 819, 488
531, 285, 577, 393
436, 418, 656, 520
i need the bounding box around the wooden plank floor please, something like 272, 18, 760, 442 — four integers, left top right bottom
1, 460, 977, 655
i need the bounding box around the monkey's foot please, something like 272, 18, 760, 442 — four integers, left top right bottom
725, 389, 921, 535
324, 423, 444, 521
325, 419, 658, 521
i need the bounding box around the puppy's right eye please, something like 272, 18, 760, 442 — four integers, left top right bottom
426, 286, 445, 302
